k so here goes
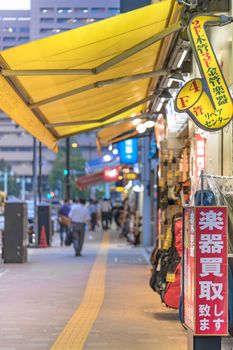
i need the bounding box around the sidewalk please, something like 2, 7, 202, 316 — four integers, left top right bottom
0, 229, 196, 349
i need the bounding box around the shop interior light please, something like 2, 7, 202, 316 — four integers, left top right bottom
159, 89, 172, 99
177, 48, 189, 68
156, 98, 165, 112
108, 144, 113, 151
136, 123, 146, 134
144, 120, 155, 129
132, 118, 142, 126
169, 71, 185, 83
71, 142, 78, 148
133, 184, 144, 192
112, 148, 118, 155
103, 154, 112, 162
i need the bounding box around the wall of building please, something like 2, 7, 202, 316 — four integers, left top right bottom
0, 0, 119, 179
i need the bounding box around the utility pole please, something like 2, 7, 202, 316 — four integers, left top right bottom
33, 137, 38, 246
65, 137, 70, 200
38, 142, 42, 203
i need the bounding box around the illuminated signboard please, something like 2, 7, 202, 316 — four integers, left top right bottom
183, 206, 228, 335
175, 15, 233, 131
125, 172, 139, 180
117, 139, 138, 164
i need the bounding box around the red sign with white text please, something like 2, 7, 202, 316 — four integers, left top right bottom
195, 207, 228, 335
183, 207, 228, 335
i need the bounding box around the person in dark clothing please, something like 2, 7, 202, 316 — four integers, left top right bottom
58, 199, 71, 246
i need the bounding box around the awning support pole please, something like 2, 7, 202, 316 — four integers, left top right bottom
45, 95, 155, 128
1, 22, 182, 78
30, 69, 168, 108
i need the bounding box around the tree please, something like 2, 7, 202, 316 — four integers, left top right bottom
0, 159, 20, 197
48, 139, 89, 199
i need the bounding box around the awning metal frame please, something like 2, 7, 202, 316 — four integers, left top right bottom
45, 95, 155, 128
0, 19, 184, 140
30, 69, 169, 109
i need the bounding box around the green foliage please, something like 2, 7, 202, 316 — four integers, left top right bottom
48, 140, 89, 200
0, 159, 20, 196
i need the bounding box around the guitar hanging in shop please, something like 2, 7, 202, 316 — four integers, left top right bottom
175, 15, 233, 131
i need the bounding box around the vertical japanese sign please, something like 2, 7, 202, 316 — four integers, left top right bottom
183, 207, 195, 330
175, 15, 233, 131
195, 134, 206, 179
183, 206, 228, 335
117, 139, 138, 164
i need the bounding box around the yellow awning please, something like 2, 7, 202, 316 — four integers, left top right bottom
97, 119, 145, 147
0, 0, 183, 151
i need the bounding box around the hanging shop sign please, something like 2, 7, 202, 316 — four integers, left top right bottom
195, 134, 206, 180
125, 172, 139, 180
117, 139, 138, 164
183, 206, 228, 335
175, 15, 233, 131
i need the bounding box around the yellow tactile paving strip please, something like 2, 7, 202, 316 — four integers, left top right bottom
50, 232, 110, 350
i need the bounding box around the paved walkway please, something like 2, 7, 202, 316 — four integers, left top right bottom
0, 227, 221, 350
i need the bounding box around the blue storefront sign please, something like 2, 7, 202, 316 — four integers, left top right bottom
117, 139, 138, 164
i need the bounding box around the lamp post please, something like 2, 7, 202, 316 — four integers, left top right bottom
65, 137, 70, 200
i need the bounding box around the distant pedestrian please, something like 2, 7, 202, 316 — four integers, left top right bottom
58, 199, 71, 247
100, 198, 112, 230
88, 199, 97, 231
68, 198, 90, 256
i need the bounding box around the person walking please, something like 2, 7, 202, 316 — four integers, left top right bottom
58, 199, 71, 246
100, 198, 112, 230
88, 199, 97, 232
68, 198, 90, 256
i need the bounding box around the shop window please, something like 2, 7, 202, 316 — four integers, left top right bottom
40, 18, 54, 23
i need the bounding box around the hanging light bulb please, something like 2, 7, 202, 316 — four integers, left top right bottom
144, 120, 155, 129
136, 123, 146, 134
132, 118, 142, 126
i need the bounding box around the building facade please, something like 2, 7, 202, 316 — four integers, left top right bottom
0, 0, 120, 180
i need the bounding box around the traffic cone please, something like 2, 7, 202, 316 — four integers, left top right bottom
39, 225, 48, 248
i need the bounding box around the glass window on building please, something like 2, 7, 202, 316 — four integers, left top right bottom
40, 28, 53, 33
91, 8, 105, 13
19, 27, 30, 33
57, 18, 72, 24
40, 18, 54, 23
75, 18, 87, 25
18, 36, 29, 43
3, 37, 16, 42
40, 8, 54, 13
86, 18, 95, 24
108, 8, 120, 15
57, 8, 72, 14
18, 17, 31, 21
2, 27, 16, 33
2, 17, 17, 21
74, 8, 88, 14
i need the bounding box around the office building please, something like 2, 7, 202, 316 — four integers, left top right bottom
0, 0, 120, 183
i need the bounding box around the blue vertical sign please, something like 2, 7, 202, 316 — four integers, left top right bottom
117, 139, 138, 164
